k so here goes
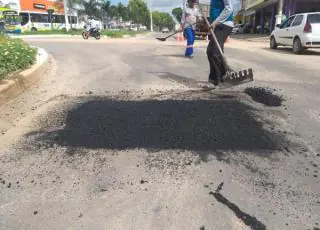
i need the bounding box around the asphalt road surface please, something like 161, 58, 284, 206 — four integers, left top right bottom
0, 34, 319, 230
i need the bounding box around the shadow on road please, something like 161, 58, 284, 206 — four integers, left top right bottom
27, 96, 286, 161
152, 71, 200, 88
262, 47, 320, 56
162, 54, 190, 58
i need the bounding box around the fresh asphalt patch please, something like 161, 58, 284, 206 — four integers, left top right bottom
25, 95, 286, 162
1, 90, 318, 229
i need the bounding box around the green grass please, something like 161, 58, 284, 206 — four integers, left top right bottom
0, 34, 37, 80
21, 29, 147, 38
102, 30, 145, 38
22, 29, 81, 36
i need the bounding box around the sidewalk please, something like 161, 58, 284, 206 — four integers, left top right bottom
231, 34, 269, 43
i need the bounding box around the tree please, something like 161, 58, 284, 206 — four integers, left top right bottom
65, 0, 83, 28
101, 0, 111, 16
101, 0, 111, 27
152, 11, 175, 31
128, 0, 150, 28
172, 7, 183, 23
65, 0, 83, 13
80, 0, 100, 18
57, 0, 82, 30
117, 3, 129, 22
109, 5, 118, 20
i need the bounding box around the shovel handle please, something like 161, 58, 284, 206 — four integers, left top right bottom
163, 22, 199, 40
203, 17, 224, 55
164, 30, 181, 39
202, 15, 231, 70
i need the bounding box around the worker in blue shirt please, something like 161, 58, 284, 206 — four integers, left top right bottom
207, 0, 234, 85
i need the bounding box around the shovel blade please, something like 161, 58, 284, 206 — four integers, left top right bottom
156, 37, 166, 42
229, 68, 253, 81
219, 68, 254, 89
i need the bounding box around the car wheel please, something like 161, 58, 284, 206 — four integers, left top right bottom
31, 27, 37, 32
270, 36, 277, 49
293, 37, 304, 54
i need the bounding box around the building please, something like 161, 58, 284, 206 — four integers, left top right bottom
19, 0, 64, 14
240, 0, 320, 33
0, 0, 20, 10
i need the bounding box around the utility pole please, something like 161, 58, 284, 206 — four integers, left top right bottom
150, 8, 153, 32
146, 0, 153, 32
275, 0, 284, 25
63, 0, 70, 32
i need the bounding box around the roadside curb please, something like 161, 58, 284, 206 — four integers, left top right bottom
9, 34, 142, 39
0, 48, 49, 106
9, 34, 82, 39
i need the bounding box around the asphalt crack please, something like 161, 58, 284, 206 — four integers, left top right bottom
209, 183, 267, 230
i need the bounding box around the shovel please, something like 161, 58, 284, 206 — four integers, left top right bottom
203, 16, 254, 85
156, 22, 198, 42
156, 30, 182, 42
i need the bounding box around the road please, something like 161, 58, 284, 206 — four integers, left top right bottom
0, 34, 319, 230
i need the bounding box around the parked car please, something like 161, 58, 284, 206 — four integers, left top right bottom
270, 12, 320, 54
162, 27, 169, 33
232, 24, 244, 34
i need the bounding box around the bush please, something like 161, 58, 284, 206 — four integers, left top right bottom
0, 35, 37, 80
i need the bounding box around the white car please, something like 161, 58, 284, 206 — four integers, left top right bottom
270, 12, 320, 54
162, 27, 169, 33
232, 24, 244, 34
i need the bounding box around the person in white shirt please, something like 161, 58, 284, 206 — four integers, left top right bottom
86, 19, 98, 34
181, 0, 201, 58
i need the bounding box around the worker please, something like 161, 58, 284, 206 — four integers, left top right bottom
181, 0, 201, 58
207, 0, 234, 85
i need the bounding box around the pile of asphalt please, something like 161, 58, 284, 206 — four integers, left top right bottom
244, 87, 284, 107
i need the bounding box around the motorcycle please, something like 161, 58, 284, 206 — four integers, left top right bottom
82, 26, 101, 40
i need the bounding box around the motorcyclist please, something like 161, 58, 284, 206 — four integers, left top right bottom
86, 19, 97, 35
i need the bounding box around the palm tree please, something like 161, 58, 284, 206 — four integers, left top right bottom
101, 0, 111, 27
65, 0, 84, 29
117, 2, 129, 22
109, 5, 118, 20
80, 0, 100, 18
101, 0, 111, 16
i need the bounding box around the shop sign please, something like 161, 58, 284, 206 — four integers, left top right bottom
33, 3, 46, 10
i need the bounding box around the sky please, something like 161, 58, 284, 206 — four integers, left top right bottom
110, 0, 240, 13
